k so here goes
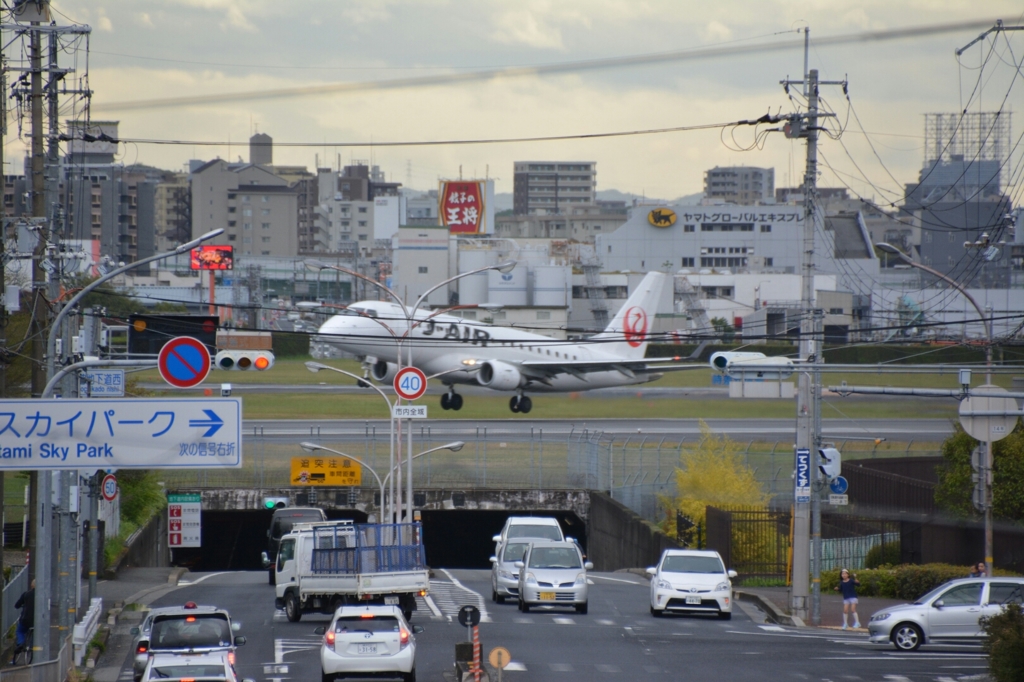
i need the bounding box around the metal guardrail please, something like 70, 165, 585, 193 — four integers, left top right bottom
0, 634, 74, 682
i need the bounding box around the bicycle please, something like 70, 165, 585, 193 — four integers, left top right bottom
12, 627, 33, 666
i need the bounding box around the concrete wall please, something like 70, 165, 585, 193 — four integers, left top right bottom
111, 513, 167, 574
588, 492, 679, 572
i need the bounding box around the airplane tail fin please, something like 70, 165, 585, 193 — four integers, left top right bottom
590, 272, 668, 359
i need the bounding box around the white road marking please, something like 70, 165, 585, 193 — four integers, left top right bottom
422, 594, 442, 618
549, 663, 574, 672
176, 572, 230, 586
597, 619, 615, 625
552, 617, 575, 625
432, 570, 492, 623
505, 662, 527, 671
595, 664, 621, 673
513, 617, 533, 623
588, 575, 645, 585
758, 625, 787, 632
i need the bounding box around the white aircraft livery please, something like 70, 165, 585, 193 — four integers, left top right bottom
315, 271, 700, 413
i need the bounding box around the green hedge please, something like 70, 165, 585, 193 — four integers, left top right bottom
646, 343, 1004, 365
820, 563, 1019, 600
272, 332, 310, 357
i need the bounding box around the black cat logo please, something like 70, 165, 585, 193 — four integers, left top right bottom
647, 208, 677, 227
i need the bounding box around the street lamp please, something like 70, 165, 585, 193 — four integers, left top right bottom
299, 441, 465, 521
305, 361, 397, 521
306, 258, 516, 524
37, 228, 224, 645
876, 241, 994, 575
46, 228, 225, 380
305, 361, 472, 522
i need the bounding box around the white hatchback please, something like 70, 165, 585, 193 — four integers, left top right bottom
315, 605, 423, 682
647, 549, 737, 619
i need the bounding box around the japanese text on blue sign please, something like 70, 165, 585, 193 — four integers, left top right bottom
0, 398, 242, 470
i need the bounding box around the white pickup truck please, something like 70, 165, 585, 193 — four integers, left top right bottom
268, 520, 429, 621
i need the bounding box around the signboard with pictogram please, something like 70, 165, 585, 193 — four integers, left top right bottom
393, 367, 427, 401
168, 493, 201, 548
290, 456, 362, 487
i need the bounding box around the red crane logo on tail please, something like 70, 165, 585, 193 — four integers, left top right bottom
623, 306, 648, 347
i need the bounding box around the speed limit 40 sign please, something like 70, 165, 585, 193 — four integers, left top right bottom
393, 366, 427, 401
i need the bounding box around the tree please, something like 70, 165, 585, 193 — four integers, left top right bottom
710, 317, 736, 342
659, 420, 768, 544
935, 420, 1024, 521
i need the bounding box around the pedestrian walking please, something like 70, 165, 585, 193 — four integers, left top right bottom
976, 561, 988, 577
12, 579, 35, 664
835, 568, 860, 630
968, 563, 981, 578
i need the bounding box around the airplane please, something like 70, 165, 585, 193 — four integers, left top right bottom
315, 271, 706, 413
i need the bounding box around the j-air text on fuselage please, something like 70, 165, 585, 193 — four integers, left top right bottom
315, 271, 707, 414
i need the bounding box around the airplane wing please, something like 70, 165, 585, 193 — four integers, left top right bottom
515, 356, 706, 382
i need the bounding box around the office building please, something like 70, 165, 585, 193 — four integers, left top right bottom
513, 161, 596, 215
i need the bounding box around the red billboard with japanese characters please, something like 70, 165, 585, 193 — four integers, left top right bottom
439, 181, 485, 234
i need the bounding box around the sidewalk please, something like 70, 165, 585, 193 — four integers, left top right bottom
88, 568, 189, 682
737, 586, 910, 631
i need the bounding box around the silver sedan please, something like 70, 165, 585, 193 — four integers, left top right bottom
515, 541, 593, 614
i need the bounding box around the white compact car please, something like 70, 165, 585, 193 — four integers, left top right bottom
647, 549, 736, 619
141, 651, 252, 682
316, 605, 423, 682
516, 540, 593, 614
868, 577, 1024, 651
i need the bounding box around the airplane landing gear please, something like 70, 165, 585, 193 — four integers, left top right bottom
441, 389, 463, 411
509, 395, 532, 414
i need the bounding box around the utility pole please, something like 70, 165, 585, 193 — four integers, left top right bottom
780, 34, 847, 622
28, 7, 53, 659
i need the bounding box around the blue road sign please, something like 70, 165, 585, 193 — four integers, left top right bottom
829, 475, 849, 495
159, 337, 212, 389
795, 448, 811, 503
0, 398, 241, 470
79, 369, 124, 397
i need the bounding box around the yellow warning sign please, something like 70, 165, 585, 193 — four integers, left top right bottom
290, 456, 361, 487
488, 647, 511, 669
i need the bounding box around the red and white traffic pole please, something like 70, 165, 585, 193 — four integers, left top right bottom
472, 624, 481, 682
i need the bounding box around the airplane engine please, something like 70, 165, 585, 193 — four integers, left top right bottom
370, 359, 400, 383
710, 351, 794, 379
477, 360, 524, 390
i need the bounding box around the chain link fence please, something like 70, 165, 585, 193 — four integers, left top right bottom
160, 427, 940, 526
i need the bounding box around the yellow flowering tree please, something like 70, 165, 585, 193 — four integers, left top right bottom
659, 420, 769, 545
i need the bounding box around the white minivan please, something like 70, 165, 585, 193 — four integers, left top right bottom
492, 516, 566, 549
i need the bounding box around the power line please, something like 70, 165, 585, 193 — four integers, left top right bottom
91, 19, 1002, 113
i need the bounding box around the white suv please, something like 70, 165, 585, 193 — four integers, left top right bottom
647, 549, 737, 619
315, 605, 423, 682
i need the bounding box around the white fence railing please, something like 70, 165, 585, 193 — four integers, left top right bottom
73, 598, 103, 666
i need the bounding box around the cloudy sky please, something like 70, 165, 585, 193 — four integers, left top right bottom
7, 1, 1024, 202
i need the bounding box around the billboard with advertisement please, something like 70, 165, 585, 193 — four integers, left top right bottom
191, 245, 234, 270
440, 180, 490, 234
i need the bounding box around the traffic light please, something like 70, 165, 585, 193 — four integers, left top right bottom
819, 447, 842, 480
263, 497, 288, 509
214, 350, 274, 371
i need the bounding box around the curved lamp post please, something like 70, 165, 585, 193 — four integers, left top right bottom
305, 258, 515, 523
876, 241, 994, 575
46, 228, 225, 381
299, 440, 465, 521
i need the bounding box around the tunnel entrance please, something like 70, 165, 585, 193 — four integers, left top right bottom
170, 508, 586, 571
171, 508, 367, 571
420, 510, 587, 569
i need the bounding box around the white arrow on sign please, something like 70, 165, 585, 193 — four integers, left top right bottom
0, 398, 242, 470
